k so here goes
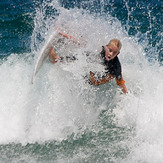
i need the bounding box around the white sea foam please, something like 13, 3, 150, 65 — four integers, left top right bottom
0, 1, 163, 162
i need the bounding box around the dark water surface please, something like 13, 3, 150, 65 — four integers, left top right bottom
0, 0, 162, 61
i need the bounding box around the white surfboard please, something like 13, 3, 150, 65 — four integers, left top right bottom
31, 30, 58, 84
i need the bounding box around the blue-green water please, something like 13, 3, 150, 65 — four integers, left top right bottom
0, 0, 162, 61
0, 0, 163, 162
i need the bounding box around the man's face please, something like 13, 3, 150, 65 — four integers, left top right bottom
104, 46, 120, 61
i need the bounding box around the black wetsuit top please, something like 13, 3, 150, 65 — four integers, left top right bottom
101, 46, 122, 82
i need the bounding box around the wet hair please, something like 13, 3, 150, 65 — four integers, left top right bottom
106, 39, 122, 51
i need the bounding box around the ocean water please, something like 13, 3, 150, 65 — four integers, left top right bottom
0, 0, 163, 162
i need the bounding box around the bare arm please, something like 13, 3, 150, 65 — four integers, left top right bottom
89, 71, 113, 86
90, 71, 128, 94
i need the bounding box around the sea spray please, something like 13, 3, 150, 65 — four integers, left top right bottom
0, 0, 162, 162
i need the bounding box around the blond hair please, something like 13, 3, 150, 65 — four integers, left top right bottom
106, 39, 122, 51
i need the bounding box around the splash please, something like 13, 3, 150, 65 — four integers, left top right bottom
0, 0, 163, 162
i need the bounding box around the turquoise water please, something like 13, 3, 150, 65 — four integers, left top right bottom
0, 0, 163, 162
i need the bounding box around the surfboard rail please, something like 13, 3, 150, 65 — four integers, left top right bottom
31, 30, 58, 84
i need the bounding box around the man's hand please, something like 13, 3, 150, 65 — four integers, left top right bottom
119, 84, 128, 94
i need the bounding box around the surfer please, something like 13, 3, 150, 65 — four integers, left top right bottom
89, 39, 127, 94
49, 36, 127, 94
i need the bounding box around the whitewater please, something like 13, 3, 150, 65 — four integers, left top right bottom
0, 1, 163, 162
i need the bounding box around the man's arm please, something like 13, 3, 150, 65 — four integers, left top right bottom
90, 71, 128, 94
115, 75, 127, 94
89, 71, 113, 86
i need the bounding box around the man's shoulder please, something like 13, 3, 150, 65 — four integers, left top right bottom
113, 56, 121, 64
